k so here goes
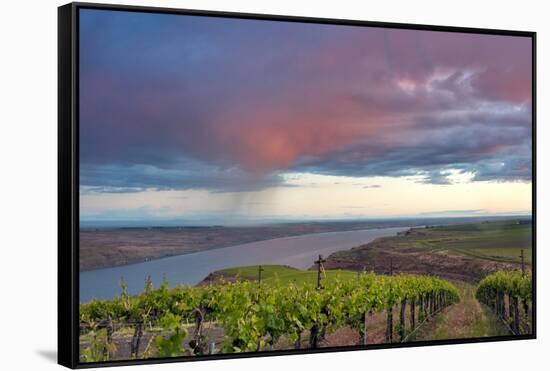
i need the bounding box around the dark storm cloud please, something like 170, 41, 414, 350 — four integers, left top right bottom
79, 9, 532, 192
80, 159, 289, 193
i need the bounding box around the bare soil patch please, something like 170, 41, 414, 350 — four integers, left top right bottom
324, 232, 521, 283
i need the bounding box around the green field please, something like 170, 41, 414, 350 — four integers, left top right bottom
395, 220, 532, 264
219, 220, 532, 286
220, 265, 359, 285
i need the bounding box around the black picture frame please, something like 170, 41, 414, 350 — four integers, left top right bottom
58, 2, 537, 368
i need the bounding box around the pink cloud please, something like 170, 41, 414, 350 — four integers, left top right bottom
80, 15, 532, 188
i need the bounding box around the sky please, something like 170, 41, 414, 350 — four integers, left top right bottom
79, 9, 533, 225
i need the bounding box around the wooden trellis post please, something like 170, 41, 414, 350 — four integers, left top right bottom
520, 249, 525, 276
315, 254, 326, 290
258, 265, 264, 283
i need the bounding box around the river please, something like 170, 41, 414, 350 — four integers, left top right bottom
80, 226, 408, 302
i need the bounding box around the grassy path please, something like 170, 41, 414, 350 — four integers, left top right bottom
415, 283, 508, 341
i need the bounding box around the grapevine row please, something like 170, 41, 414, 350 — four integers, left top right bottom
80, 273, 460, 362
475, 270, 532, 335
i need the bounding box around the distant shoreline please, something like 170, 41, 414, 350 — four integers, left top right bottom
79, 216, 531, 272
80, 224, 405, 272
80, 214, 531, 231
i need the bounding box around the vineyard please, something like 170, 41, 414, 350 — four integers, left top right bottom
476, 270, 533, 335
80, 271, 460, 362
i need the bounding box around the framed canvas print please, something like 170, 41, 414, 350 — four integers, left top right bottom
58, 2, 536, 368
